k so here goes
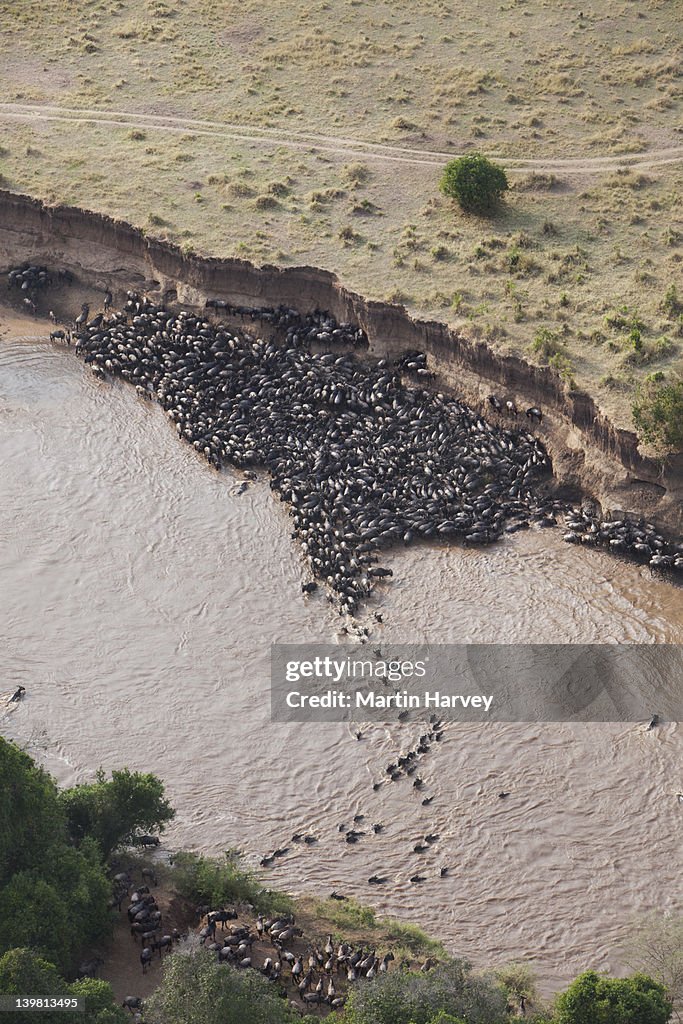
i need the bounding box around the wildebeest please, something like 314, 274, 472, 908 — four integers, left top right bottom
151, 935, 173, 957
208, 908, 238, 929
77, 956, 104, 979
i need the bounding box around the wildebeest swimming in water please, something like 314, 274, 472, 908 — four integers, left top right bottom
74, 294, 564, 613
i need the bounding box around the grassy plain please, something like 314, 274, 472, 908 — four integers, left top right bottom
0, 0, 682, 432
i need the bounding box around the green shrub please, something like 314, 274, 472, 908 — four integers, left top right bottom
439, 154, 509, 215
342, 960, 507, 1024
661, 283, 683, 318
145, 949, 295, 1024
0, 950, 126, 1024
495, 962, 538, 1013
171, 851, 292, 916
629, 326, 643, 351
604, 307, 644, 333
632, 377, 683, 452
530, 327, 565, 360
555, 970, 672, 1024
548, 352, 577, 388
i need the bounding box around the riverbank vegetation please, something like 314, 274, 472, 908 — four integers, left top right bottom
0, 737, 172, 1021
169, 849, 293, 917
0, 739, 680, 1023
0, 0, 682, 448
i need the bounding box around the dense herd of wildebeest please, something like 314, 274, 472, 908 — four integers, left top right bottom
5, 261, 682, 600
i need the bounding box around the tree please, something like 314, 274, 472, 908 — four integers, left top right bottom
60, 767, 175, 859
632, 377, 683, 454
341, 960, 507, 1024
0, 950, 126, 1024
555, 970, 672, 1024
0, 947, 68, 1024
439, 154, 508, 215
144, 948, 296, 1024
0, 741, 65, 887
0, 741, 111, 972
69, 978, 127, 1024
625, 913, 683, 1019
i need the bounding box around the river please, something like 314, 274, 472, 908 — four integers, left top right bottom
1, 316, 681, 994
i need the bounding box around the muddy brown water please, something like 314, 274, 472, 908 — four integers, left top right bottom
1, 322, 682, 995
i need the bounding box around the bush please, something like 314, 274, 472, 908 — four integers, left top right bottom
68, 978, 128, 1024
604, 307, 645, 333
632, 377, 683, 452
554, 970, 672, 1024
661, 284, 683, 318
0, 948, 68, 1024
341, 960, 507, 1024
171, 851, 292, 917
439, 154, 509, 215
60, 767, 174, 859
145, 948, 296, 1024
495, 961, 538, 1011
530, 327, 565, 361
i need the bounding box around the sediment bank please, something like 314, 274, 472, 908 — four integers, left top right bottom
0, 188, 680, 536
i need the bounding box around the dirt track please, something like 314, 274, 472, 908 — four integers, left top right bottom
2, 102, 683, 174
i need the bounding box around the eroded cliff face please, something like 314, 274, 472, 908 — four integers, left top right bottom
1, 188, 680, 535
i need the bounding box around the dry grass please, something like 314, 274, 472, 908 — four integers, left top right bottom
0, 0, 682, 430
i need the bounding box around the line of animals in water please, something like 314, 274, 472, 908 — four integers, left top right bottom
5, 265, 681, 592
258, 717, 471, 890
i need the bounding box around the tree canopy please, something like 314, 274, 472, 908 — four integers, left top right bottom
554, 970, 672, 1024
439, 154, 509, 215
60, 767, 175, 859
341, 960, 507, 1024
0, 949, 126, 1024
0, 740, 110, 971
0, 739, 173, 973
145, 948, 297, 1024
